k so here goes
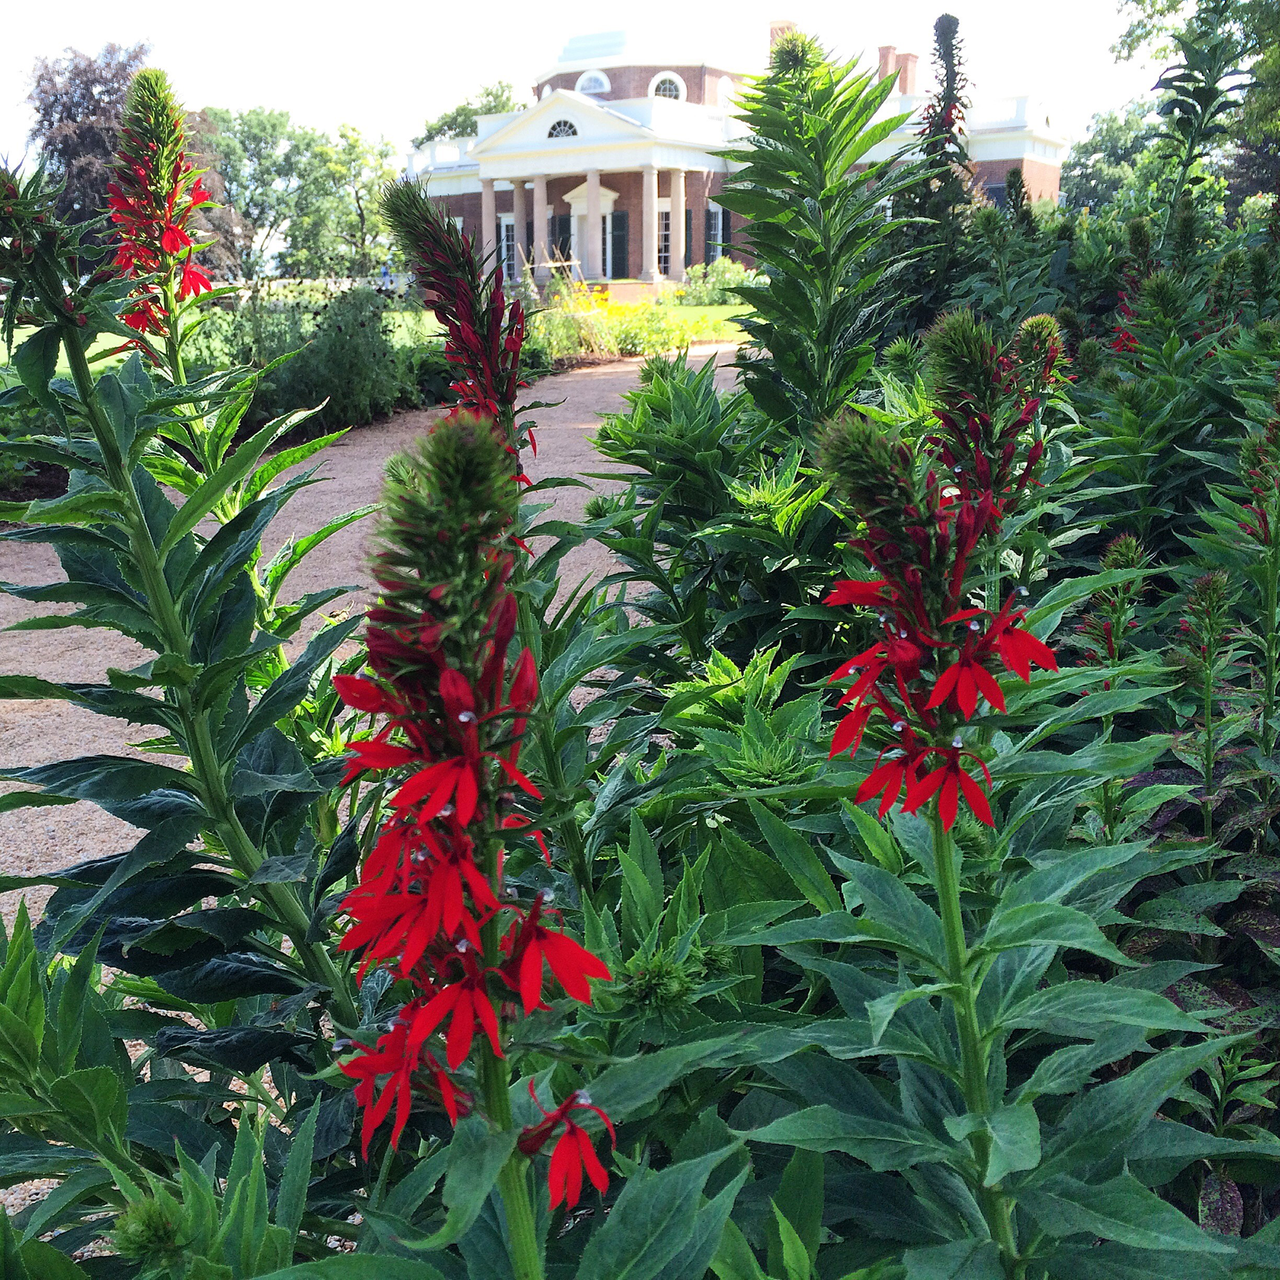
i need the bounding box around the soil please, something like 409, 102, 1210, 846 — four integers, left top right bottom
0, 345, 739, 927
0, 461, 69, 505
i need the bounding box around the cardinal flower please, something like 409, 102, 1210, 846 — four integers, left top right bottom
518, 1083, 616, 1210
340, 1009, 468, 1156
402, 952, 507, 1070
501, 893, 612, 1015
903, 746, 994, 829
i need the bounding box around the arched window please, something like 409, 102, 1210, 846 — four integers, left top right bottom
650, 72, 686, 101
547, 119, 578, 138
574, 70, 611, 95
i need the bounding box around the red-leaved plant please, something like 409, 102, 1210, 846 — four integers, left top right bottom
333, 418, 612, 1231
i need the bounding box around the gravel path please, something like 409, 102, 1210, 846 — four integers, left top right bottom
0, 345, 738, 925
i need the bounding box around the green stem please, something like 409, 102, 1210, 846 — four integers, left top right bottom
62, 323, 361, 1032
477, 829, 544, 1280
929, 800, 1020, 1273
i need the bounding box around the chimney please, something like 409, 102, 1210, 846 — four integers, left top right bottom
896, 51, 918, 94
770, 19, 797, 48
878, 45, 897, 83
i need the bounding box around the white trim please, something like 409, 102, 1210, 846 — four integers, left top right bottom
574, 69, 611, 95
649, 71, 687, 101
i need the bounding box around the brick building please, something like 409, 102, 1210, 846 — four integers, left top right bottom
406, 29, 1067, 286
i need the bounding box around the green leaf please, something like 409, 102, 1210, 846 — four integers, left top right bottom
747, 799, 842, 913
998, 981, 1207, 1038
767, 1148, 822, 1274
257, 1261, 447, 1279
711, 1219, 769, 1280
589, 1036, 744, 1124
976, 903, 1133, 968
154, 954, 304, 1004
153, 1025, 314, 1075
620, 813, 664, 945
275, 1100, 320, 1241
1021, 1173, 1233, 1253
769, 1204, 813, 1280
740, 1104, 955, 1172
159, 418, 283, 556
17, 1239, 88, 1279
13, 326, 67, 432
47, 1067, 126, 1142
18, 1166, 112, 1241
902, 1239, 1004, 1279
575, 1146, 737, 1280
945, 1105, 1041, 1186
385, 1116, 517, 1251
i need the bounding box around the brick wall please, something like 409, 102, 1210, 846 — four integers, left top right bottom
971, 158, 1061, 205
535, 66, 745, 106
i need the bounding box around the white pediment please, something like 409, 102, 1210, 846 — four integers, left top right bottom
562, 181, 618, 215
472, 91, 653, 159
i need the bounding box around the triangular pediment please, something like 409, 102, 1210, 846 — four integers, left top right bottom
472, 91, 653, 158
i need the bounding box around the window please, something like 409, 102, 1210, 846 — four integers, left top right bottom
548, 119, 578, 138
501, 221, 517, 279
574, 70, 610, 95
649, 72, 687, 101
659, 210, 671, 276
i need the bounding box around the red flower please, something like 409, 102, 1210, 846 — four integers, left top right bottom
518, 1083, 616, 1210
402, 953, 506, 1070
926, 651, 1006, 718
855, 730, 928, 817
340, 1009, 468, 1156
825, 579, 889, 608
501, 893, 612, 1015
903, 747, 994, 830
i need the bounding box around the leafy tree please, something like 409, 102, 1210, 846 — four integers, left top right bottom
184, 108, 254, 279
202, 106, 332, 277
414, 81, 521, 146
27, 42, 150, 224
1060, 100, 1160, 208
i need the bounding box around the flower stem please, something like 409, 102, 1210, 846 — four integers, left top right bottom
476, 829, 544, 1280
929, 800, 1020, 1273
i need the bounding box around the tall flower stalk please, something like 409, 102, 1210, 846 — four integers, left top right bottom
334, 418, 611, 1280
108, 68, 215, 377
821, 317, 1064, 1268
381, 180, 528, 463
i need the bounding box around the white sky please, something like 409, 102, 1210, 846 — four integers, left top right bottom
0, 0, 1164, 169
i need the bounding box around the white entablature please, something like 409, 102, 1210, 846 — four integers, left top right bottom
405, 89, 742, 188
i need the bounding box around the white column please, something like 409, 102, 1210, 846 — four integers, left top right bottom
669, 169, 686, 281
640, 164, 659, 283
585, 169, 603, 279
480, 178, 497, 261
511, 181, 527, 272
532, 175, 549, 280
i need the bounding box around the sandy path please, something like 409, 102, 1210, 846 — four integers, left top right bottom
0, 345, 738, 923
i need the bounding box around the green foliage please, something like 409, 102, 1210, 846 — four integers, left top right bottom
1061, 101, 1161, 210
676, 258, 760, 306
413, 81, 522, 146
718, 38, 923, 435
186, 288, 451, 431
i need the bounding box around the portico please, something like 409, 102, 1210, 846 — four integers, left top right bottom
405, 67, 746, 287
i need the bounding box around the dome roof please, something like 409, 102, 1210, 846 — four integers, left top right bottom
537, 28, 760, 81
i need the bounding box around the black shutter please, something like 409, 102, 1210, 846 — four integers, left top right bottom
685, 207, 693, 269
553, 214, 572, 261
704, 209, 716, 263
611, 210, 629, 279
720, 208, 732, 255
525, 220, 533, 256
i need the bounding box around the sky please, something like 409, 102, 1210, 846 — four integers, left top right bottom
0, 0, 1166, 169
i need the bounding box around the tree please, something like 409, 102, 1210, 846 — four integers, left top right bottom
185, 109, 254, 279
414, 82, 521, 146
281, 126, 398, 277
27, 42, 150, 224
1060, 100, 1159, 208
202, 107, 332, 277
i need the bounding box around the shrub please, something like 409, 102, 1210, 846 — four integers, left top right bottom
673, 255, 758, 304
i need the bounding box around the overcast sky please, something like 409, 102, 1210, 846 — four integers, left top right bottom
1, 0, 1164, 169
